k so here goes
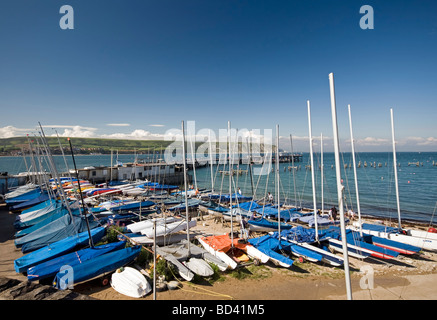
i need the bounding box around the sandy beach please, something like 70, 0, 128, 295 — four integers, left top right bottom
2, 202, 437, 301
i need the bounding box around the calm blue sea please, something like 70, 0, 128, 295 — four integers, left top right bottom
1, 152, 436, 224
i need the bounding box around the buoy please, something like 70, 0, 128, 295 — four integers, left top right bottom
428, 227, 437, 233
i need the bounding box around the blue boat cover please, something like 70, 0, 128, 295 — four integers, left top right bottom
278, 226, 321, 243
234, 201, 263, 211
248, 235, 294, 266
15, 213, 99, 253
53, 245, 141, 289
325, 227, 400, 258
110, 200, 155, 212
201, 200, 229, 212
253, 206, 302, 222
27, 241, 126, 281
14, 201, 63, 229
9, 193, 50, 211
209, 193, 253, 202
14, 226, 106, 273
5, 188, 42, 204
168, 198, 201, 211
248, 217, 292, 230
20, 199, 58, 214
151, 184, 178, 190
15, 208, 69, 237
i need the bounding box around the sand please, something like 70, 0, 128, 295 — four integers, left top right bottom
2, 203, 437, 301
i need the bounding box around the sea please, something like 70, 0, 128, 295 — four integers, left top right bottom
1, 152, 436, 225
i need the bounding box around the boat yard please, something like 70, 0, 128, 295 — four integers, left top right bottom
2, 194, 437, 301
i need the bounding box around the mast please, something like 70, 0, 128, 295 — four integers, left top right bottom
209, 129, 214, 193
391, 108, 402, 229
328, 72, 352, 300
110, 148, 113, 182
189, 126, 198, 191
321, 133, 324, 217
276, 124, 281, 237
228, 121, 234, 246
68, 137, 94, 248
307, 101, 318, 239
181, 121, 191, 256
38, 124, 73, 219
289, 134, 298, 209
348, 104, 362, 237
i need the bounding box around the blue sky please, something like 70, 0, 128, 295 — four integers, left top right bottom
0, 0, 436, 152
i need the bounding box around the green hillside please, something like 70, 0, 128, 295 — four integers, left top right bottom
0, 137, 175, 156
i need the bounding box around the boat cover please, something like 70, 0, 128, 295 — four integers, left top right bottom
5, 188, 42, 204
9, 193, 50, 211
325, 227, 400, 258
14, 226, 106, 273
248, 235, 294, 266
298, 215, 349, 227
248, 217, 292, 230
200, 200, 229, 212
110, 200, 155, 212
15, 213, 99, 253
14, 202, 64, 229
234, 201, 263, 211
15, 208, 69, 237
53, 245, 141, 289
27, 241, 126, 281
168, 199, 201, 212
253, 206, 302, 222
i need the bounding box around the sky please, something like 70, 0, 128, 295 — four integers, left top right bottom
0, 0, 436, 152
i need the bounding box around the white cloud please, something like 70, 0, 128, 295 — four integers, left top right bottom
405, 136, 437, 146
356, 137, 390, 146
0, 126, 36, 138
44, 125, 99, 138
101, 129, 167, 140
149, 124, 165, 127
106, 123, 131, 127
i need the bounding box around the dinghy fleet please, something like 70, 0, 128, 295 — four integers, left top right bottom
3, 74, 437, 299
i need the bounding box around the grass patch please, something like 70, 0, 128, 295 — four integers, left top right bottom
229, 264, 272, 280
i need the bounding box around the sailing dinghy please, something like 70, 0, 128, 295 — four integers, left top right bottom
111, 266, 152, 298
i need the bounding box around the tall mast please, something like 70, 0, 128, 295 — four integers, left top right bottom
68, 137, 94, 248
320, 133, 324, 217
307, 101, 318, 239
38, 123, 73, 218
276, 124, 281, 237
181, 121, 191, 256
289, 134, 298, 209
391, 108, 402, 229
348, 104, 362, 237
189, 125, 198, 191
329, 72, 352, 300
228, 121, 234, 246
209, 129, 215, 192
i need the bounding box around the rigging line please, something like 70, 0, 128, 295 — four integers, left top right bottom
30, 136, 53, 201
340, 151, 353, 213
428, 201, 437, 230
36, 130, 72, 213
